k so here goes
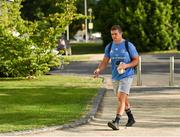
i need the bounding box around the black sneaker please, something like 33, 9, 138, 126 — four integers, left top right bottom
107, 120, 119, 130
125, 119, 135, 127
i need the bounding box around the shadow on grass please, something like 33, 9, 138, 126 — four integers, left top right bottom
0, 78, 25, 81
0, 86, 99, 132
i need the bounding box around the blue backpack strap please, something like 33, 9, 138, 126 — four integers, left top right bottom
108, 40, 132, 61
125, 40, 132, 61
108, 42, 113, 54
125, 40, 137, 70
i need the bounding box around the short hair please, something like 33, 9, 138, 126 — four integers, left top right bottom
111, 25, 123, 33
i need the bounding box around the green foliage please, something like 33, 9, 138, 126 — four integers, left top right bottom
0, 75, 101, 132
69, 0, 97, 38
0, 0, 78, 77
0, 0, 37, 77
29, 0, 79, 73
71, 42, 104, 54
95, 0, 179, 52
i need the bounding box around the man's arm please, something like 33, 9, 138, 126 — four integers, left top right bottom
127, 55, 139, 68
118, 55, 139, 70
93, 56, 110, 78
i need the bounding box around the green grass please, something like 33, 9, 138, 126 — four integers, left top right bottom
64, 54, 92, 62
0, 75, 102, 133
142, 49, 180, 54
69, 41, 180, 55
70, 42, 104, 55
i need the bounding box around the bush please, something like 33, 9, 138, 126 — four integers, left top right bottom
95, 0, 179, 52
0, 0, 78, 77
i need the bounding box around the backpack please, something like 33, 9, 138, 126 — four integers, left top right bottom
107, 40, 137, 70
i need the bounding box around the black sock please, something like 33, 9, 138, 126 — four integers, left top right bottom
115, 114, 121, 123
125, 109, 134, 120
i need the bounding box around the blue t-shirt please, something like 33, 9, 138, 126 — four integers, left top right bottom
104, 40, 138, 80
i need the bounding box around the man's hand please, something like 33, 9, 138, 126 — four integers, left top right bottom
93, 56, 110, 78
93, 68, 100, 78
117, 63, 128, 70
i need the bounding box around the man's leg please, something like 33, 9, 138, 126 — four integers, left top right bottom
108, 77, 134, 130
108, 92, 127, 130
117, 92, 127, 115
125, 95, 130, 110
125, 96, 135, 127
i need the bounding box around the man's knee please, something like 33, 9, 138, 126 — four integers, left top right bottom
117, 92, 127, 102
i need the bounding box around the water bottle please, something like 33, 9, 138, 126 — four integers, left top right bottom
117, 62, 125, 74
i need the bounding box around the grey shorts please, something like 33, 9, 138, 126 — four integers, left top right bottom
112, 76, 133, 95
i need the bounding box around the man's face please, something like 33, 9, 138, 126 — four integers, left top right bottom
111, 29, 122, 43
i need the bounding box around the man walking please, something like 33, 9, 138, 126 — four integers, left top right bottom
93, 25, 139, 130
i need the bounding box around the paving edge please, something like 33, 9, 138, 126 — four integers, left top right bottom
0, 87, 106, 136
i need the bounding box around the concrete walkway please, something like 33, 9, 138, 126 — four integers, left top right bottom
2, 53, 180, 137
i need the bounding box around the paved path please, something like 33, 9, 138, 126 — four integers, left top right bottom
2, 53, 180, 137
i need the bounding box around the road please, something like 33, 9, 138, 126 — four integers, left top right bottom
52, 53, 180, 87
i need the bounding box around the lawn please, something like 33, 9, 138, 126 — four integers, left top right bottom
0, 75, 102, 133
70, 42, 180, 55
70, 42, 104, 55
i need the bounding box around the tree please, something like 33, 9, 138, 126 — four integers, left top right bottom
0, 0, 78, 77
171, 0, 180, 45
95, 0, 179, 51
69, 0, 97, 39
0, 0, 35, 77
